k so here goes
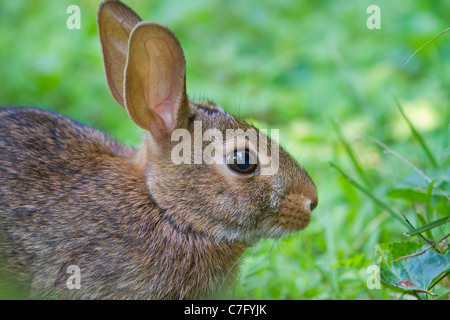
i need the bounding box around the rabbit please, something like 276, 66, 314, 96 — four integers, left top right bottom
0, 0, 318, 300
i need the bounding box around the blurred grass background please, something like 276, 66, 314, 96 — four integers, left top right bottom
0, 0, 449, 299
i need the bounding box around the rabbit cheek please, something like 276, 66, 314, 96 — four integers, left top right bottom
276, 193, 312, 232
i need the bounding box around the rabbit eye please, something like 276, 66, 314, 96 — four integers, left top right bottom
226, 149, 258, 175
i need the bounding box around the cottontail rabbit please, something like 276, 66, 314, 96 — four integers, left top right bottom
0, 0, 317, 299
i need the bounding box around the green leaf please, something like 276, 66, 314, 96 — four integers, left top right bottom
403, 216, 450, 237
376, 241, 450, 297
387, 187, 447, 203
387, 189, 428, 202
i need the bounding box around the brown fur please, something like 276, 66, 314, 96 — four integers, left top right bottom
0, 107, 247, 299
0, 0, 317, 299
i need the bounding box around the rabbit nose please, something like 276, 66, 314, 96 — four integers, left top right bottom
307, 188, 318, 213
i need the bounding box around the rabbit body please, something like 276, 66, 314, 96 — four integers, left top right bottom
0, 107, 245, 299
0, 0, 317, 299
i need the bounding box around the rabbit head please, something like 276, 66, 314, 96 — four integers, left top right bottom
98, 0, 318, 244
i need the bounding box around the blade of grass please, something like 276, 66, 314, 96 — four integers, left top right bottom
330, 162, 410, 228
403, 27, 450, 67
432, 290, 450, 300
323, 205, 339, 298
338, 121, 450, 201
394, 98, 437, 167
425, 178, 438, 202
401, 212, 435, 247
333, 119, 371, 187
403, 216, 450, 237
429, 269, 450, 291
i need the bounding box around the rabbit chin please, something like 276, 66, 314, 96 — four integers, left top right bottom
260, 218, 312, 240
210, 216, 311, 244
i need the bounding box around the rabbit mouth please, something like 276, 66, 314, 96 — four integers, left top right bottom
233, 193, 314, 241
241, 197, 312, 241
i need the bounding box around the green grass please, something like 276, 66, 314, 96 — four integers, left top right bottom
1, 0, 449, 299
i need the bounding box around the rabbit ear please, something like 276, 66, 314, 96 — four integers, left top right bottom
124, 22, 189, 137
98, 0, 141, 108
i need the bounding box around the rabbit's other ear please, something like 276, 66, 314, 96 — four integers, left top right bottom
98, 0, 142, 108
124, 22, 189, 140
